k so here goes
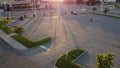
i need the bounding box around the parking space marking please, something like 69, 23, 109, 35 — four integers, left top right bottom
40, 46, 50, 51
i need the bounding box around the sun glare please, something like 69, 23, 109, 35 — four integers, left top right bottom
52, 0, 63, 2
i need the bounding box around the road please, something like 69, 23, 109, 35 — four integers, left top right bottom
2, 4, 120, 68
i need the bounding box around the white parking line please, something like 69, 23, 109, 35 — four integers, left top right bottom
40, 46, 50, 51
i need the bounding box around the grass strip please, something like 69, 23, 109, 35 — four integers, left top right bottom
81, 12, 120, 18
0, 21, 13, 34
11, 34, 51, 48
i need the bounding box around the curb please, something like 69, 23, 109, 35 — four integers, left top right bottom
82, 12, 120, 18
0, 30, 27, 49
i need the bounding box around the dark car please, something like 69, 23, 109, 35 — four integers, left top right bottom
71, 11, 77, 15
19, 16, 25, 20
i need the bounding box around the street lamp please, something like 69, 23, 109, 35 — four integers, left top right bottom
101, 0, 105, 11
3, 0, 12, 21
34, 0, 37, 18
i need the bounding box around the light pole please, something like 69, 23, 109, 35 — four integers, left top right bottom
3, 0, 11, 21
101, 0, 105, 11
34, 0, 37, 18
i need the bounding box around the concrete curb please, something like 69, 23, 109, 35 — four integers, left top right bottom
0, 30, 27, 49
87, 11, 120, 18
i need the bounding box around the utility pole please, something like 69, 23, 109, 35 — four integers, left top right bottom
101, 0, 105, 11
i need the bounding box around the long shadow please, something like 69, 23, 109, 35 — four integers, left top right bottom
21, 18, 34, 26
47, 15, 53, 35
51, 17, 57, 47
0, 51, 12, 66
62, 19, 68, 38
0, 38, 22, 66
24, 17, 44, 35
0, 38, 51, 58
75, 52, 90, 68
74, 16, 87, 31
66, 22, 79, 48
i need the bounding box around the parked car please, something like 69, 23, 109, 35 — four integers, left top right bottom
19, 16, 25, 20
71, 11, 77, 15
64, 11, 67, 14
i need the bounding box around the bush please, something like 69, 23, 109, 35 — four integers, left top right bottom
103, 7, 109, 14
13, 25, 25, 36
32, 13, 36, 17
92, 6, 97, 11
0, 17, 14, 24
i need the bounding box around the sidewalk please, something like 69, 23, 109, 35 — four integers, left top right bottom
0, 30, 27, 49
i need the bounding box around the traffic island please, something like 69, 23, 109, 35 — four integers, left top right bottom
55, 49, 87, 68
0, 18, 14, 34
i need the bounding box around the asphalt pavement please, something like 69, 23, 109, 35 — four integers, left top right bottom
0, 38, 39, 68
1, 4, 120, 68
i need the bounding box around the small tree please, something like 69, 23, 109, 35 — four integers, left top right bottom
13, 25, 25, 36
96, 53, 115, 68
103, 7, 109, 15
92, 6, 97, 11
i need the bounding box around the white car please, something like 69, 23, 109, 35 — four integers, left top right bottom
82, 9, 87, 12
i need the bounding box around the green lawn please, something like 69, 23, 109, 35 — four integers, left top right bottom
55, 49, 86, 68
0, 20, 14, 34
11, 34, 51, 48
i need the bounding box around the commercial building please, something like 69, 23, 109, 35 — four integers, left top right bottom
0, 0, 32, 10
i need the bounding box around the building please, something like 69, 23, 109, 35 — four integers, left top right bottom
0, 0, 32, 10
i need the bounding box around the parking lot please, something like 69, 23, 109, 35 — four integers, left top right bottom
0, 4, 120, 68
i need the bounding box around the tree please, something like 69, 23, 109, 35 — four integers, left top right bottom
96, 53, 115, 68
92, 6, 97, 11
103, 7, 109, 15
13, 25, 25, 36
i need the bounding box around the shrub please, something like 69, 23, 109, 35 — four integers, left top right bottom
92, 6, 97, 11
103, 7, 109, 15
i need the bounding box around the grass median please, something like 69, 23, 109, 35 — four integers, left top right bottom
55, 49, 86, 68
11, 34, 51, 48
81, 12, 120, 18
0, 20, 14, 34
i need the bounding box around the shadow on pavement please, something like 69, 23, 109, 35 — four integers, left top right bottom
75, 52, 90, 68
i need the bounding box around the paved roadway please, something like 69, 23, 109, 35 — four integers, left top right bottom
2, 4, 120, 68
30, 14, 120, 68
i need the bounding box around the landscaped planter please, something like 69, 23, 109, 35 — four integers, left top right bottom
55, 49, 87, 68
11, 34, 52, 48
0, 18, 14, 34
